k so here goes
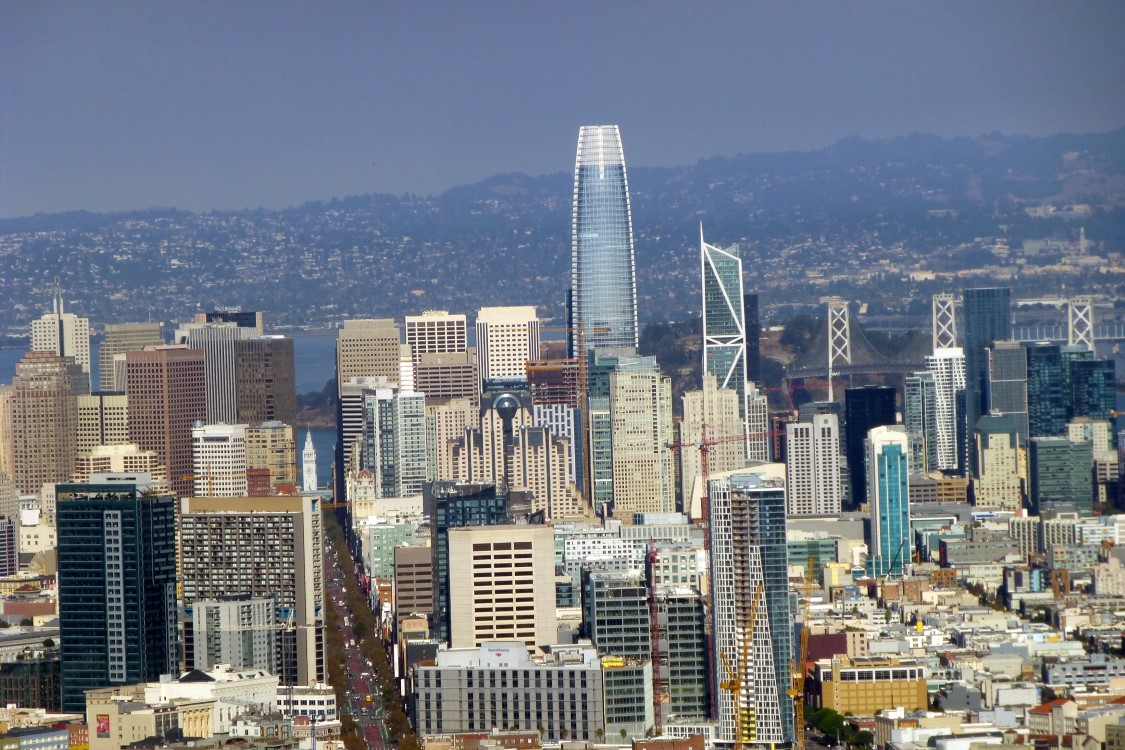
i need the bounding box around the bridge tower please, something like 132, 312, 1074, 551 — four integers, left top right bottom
825, 297, 851, 402
932, 293, 957, 350
1068, 296, 1094, 349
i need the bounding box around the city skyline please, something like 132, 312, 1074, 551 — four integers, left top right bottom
4, 2, 1125, 217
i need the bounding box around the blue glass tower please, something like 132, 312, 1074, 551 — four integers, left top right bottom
569, 125, 638, 355
866, 426, 912, 578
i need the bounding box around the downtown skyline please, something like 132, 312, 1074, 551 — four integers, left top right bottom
3, 2, 1125, 217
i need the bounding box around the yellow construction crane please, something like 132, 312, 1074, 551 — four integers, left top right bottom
719, 583, 765, 750
789, 560, 816, 750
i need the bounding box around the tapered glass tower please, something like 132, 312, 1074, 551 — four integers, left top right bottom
569, 125, 638, 354
701, 229, 749, 442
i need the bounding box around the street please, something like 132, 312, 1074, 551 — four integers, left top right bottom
326, 543, 387, 750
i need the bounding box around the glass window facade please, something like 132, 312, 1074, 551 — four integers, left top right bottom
569, 125, 638, 354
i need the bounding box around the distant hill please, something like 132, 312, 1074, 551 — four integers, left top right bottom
1, 128, 1123, 333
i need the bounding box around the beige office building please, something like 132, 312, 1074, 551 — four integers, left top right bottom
0, 386, 12, 479
475, 306, 540, 388
680, 374, 745, 503
30, 294, 91, 376
429, 397, 477, 481
125, 346, 206, 499
610, 368, 674, 519
72, 443, 170, 493
245, 421, 297, 493
179, 495, 324, 686
973, 415, 1025, 510
406, 310, 467, 362
99, 323, 163, 391
336, 319, 401, 393
509, 427, 578, 519
414, 349, 479, 408
447, 524, 555, 649
76, 392, 130, 456
8, 352, 79, 495
810, 656, 927, 715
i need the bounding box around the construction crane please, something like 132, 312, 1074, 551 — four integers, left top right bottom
666, 426, 786, 547
180, 469, 249, 497
528, 325, 608, 510
719, 583, 765, 750
789, 559, 816, 750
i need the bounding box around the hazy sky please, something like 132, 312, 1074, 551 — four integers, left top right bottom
2, 1, 1124, 217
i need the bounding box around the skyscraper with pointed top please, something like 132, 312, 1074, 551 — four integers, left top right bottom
302, 430, 317, 492
568, 125, 638, 355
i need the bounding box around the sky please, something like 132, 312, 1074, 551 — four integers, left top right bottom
2, 1, 1124, 218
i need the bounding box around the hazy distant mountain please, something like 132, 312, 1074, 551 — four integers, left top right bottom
1, 128, 1123, 332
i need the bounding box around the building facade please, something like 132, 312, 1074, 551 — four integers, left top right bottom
708, 470, 794, 746
845, 386, 897, 509
569, 124, 638, 354
7, 352, 79, 495
475, 306, 540, 390
866, 426, 912, 578
56, 481, 179, 712
447, 524, 555, 649
786, 413, 842, 516
98, 323, 163, 391
179, 496, 325, 686
124, 346, 206, 499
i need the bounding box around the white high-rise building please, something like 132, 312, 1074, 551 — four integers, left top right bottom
191, 423, 248, 497
30, 288, 91, 375
359, 387, 428, 498
923, 347, 966, 472
745, 381, 770, 463
302, 430, 318, 492
708, 468, 793, 746
785, 413, 842, 516
475, 306, 540, 390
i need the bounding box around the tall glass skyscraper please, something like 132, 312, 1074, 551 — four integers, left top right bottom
569, 125, 638, 354
865, 427, 912, 578
701, 229, 751, 450
962, 287, 1011, 475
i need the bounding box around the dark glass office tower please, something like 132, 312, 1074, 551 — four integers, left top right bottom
426, 481, 513, 643
56, 482, 178, 712
1029, 437, 1094, 514
986, 341, 1029, 440
569, 125, 638, 354
744, 293, 761, 386
844, 385, 897, 508
962, 288, 1011, 475
1071, 359, 1116, 422
1025, 342, 1066, 438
